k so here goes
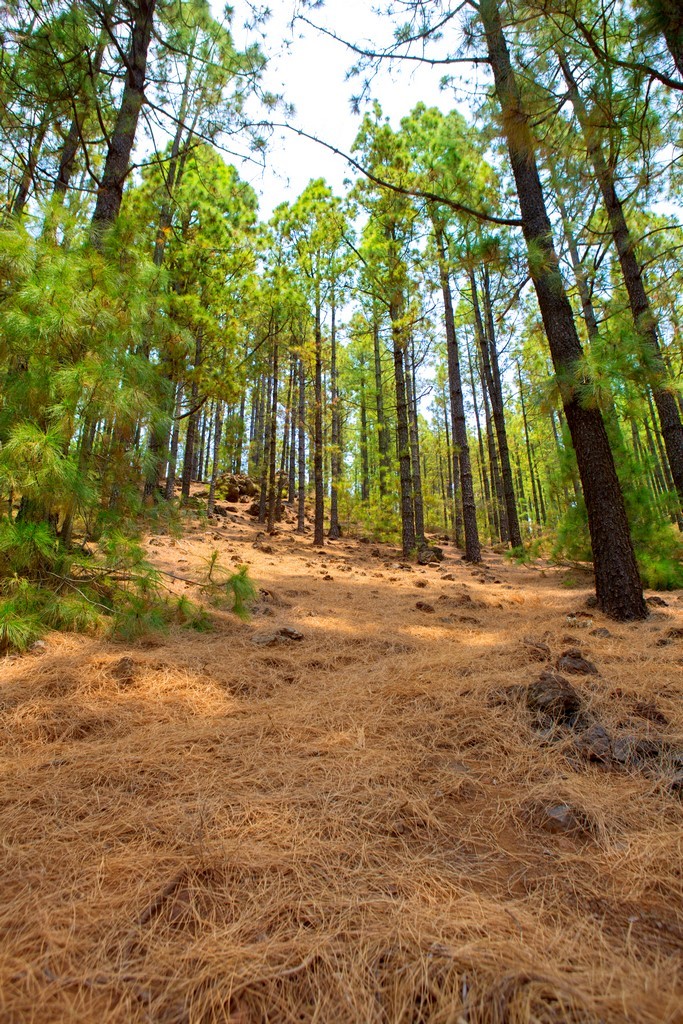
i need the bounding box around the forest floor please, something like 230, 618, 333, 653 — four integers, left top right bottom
1, 497, 683, 1024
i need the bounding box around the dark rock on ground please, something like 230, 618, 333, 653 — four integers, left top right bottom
527, 671, 582, 726
111, 656, 136, 686
415, 601, 435, 613
557, 648, 599, 675
633, 701, 669, 726
589, 627, 611, 638
646, 595, 669, 607
575, 723, 612, 762
522, 638, 551, 662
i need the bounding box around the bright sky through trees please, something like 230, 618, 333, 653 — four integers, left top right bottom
230, 0, 461, 215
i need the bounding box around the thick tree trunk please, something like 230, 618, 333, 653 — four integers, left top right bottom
560, 53, 683, 513
90, 0, 156, 246
481, 0, 645, 620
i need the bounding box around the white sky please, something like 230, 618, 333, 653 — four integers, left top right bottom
230, 0, 474, 217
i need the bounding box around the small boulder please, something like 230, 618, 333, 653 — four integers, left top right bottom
557, 648, 598, 675
111, 656, 136, 687
415, 579, 428, 589
539, 803, 584, 835
415, 601, 435, 613
589, 627, 611, 638
522, 638, 551, 663
417, 547, 439, 565
527, 671, 582, 726
251, 626, 304, 647
646, 595, 669, 607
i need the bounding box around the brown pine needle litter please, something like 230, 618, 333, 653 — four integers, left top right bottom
1, 509, 683, 1023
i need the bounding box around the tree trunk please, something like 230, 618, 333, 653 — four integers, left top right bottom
390, 295, 416, 556
207, 402, 223, 516
90, 0, 157, 246
406, 334, 427, 548
313, 299, 325, 545
297, 356, 307, 534
165, 385, 183, 500
180, 332, 202, 506
359, 359, 370, 502
480, 266, 522, 546
481, 0, 645, 620
267, 339, 279, 533
434, 222, 481, 560
373, 309, 390, 497
328, 299, 342, 538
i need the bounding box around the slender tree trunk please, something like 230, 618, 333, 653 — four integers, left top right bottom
12, 116, 49, 217
373, 310, 390, 497
390, 296, 416, 556
153, 39, 195, 266
258, 367, 273, 523
478, 338, 505, 542
90, 0, 157, 246
54, 29, 108, 199
481, 266, 522, 545
467, 335, 492, 540
313, 299, 324, 545
517, 364, 542, 526
165, 385, 183, 500
328, 299, 342, 538
267, 339, 279, 532
481, 0, 645, 620
207, 402, 224, 516
434, 224, 480, 559
180, 332, 202, 505
360, 365, 370, 503
288, 368, 297, 503
406, 334, 426, 548
297, 356, 307, 533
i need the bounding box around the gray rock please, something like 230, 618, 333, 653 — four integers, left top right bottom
251, 626, 304, 646
540, 803, 584, 835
